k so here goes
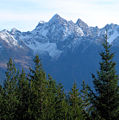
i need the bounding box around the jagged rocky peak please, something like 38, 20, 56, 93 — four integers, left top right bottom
104, 23, 118, 30
104, 24, 119, 44
76, 18, 88, 29
102, 23, 119, 35
49, 14, 67, 24
0, 30, 18, 47
1, 14, 119, 59
10, 28, 21, 35
34, 14, 67, 34
76, 18, 91, 36
35, 21, 46, 30
0, 29, 9, 33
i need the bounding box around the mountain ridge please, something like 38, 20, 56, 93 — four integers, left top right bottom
0, 14, 119, 88
0, 14, 119, 59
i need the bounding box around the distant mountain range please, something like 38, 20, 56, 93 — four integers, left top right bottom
0, 14, 119, 88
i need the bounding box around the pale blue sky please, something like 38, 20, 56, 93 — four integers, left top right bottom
0, 0, 119, 31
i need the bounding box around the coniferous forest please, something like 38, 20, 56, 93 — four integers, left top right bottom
0, 35, 119, 120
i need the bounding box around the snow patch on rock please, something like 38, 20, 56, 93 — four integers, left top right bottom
0, 31, 18, 46
108, 31, 119, 44
24, 41, 62, 58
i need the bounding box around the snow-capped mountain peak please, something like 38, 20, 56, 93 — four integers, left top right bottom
35, 21, 46, 30
0, 30, 18, 46
49, 14, 66, 24
98, 23, 119, 44
0, 14, 119, 59
76, 18, 91, 36
76, 18, 88, 29
10, 28, 20, 34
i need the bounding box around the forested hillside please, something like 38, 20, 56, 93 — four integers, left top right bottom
0, 36, 119, 120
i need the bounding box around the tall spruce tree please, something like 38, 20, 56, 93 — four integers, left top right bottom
80, 80, 92, 120
28, 55, 47, 120
68, 82, 84, 120
89, 34, 119, 120
3, 58, 19, 120
54, 83, 68, 120
45, 75, 57, 120
0, 84, 5, 119
16, 69, 31, 120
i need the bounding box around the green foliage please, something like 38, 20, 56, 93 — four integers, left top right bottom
88, 34, 119, 120
0, 56, 85, 120
80, 80, 92, 120
16, 69, 31, 120
28, 55, 48, 119
68, 81, 84, 120
2, 58, 19, 120
45, 75, 58, 120
1, 38, 119, 120
0, 84, 5, 119
54, 83, 68, 120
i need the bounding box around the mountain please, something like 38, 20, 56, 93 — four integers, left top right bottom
0, 14, 119, 88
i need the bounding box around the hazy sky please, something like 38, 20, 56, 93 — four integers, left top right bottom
0, 0, 119, 31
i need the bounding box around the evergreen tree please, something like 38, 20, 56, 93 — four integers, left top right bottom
54, 83, 68, 120
69, 82, 84, 120
3, 58, 19, 120
89, 34, 119, 120
16, 69, 31, 120
28, 55, 47, 120
80, 80, 92, 120
0, 84, 5, 119
45, 74, 57, 120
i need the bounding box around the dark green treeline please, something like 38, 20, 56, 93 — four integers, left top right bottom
0, 36, 119, 120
